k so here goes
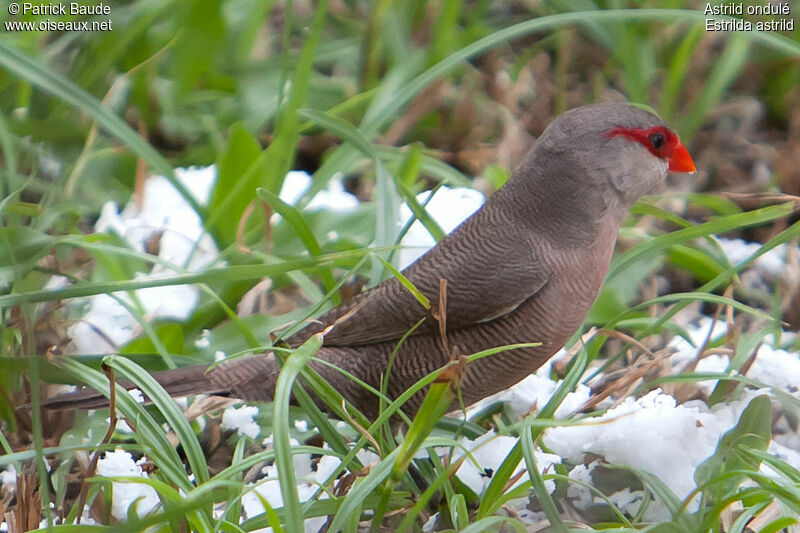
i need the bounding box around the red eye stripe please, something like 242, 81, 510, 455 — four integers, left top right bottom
603, 126, 679, 160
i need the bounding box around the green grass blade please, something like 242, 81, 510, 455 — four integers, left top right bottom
257, 187, 339, 303
0, 248, 378, 307
374, 255, 431, 309
390, 362, 462, 484
520, 427, 566, 531
327, 448, 401, 532
608, 203, 795, 281
107, 356, 210, 486
271, 333, 324, 532
299, 107, 380, 160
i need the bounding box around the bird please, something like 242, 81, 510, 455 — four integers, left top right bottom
45, 103, 696, 420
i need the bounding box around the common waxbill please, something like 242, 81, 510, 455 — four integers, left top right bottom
46, 103, 696, 419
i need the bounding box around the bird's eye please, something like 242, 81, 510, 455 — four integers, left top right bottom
649, 132, 666, 150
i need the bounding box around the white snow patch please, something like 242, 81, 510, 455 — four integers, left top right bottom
277, 170, 358, 212
452, 431, 560, 495
545, 389, 770, 509
714, 236, 789, 276
667, 316, 800, 399
278, 170, 314, 206
307, 178, 359, 212
466, 373, 592, 420
463, 347, 593, 419
222, 405, 261, 439
566, 461, 596, 510
315, 454, 342, 484
667, 316, 730, 363
356, 448, 380, 467
666, 316, 731, 393
242, 448, 341, 533
194, 329, 212, 349
1, 466, 16, 488
747, 344, 800, 398
128, 388, 145, 404
96, 166, 217, 270
96, 450, 160, 520
69, 166, 219, 354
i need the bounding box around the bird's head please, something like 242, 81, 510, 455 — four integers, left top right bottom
534, 103, 696, 209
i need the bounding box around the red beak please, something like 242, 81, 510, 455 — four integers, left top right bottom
668, 140, 696, 173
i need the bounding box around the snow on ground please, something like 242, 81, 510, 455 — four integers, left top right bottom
0, 466, 15, 489
486, 311, 798, 521
666, 315, 800, 401
546, 389, 769, 518
222, 404, 261, 439
68, 166, 219, 354
277, 170, 359, 213
453, 315, 797, 522
748, 344, 800, 397
452, 430, 561, 494
465, 359, 593, 420
96, 449, 161, 520
240, 444, 377, 533
714, 236, 792, 277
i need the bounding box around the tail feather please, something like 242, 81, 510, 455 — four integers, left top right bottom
43, 364, 228, 410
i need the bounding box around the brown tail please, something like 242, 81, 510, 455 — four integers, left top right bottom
42, 364, 229, 410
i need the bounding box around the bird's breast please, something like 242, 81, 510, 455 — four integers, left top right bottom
448, 218, 619, 397
515, 217, 618, 343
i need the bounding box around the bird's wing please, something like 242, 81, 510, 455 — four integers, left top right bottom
288, 208, 552, 347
